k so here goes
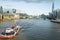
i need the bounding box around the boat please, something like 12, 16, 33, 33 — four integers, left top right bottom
0, 25, 20, 39
51, 20, 60, 23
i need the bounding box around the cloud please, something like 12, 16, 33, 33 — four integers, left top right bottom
1, 0, 56, 3
23, 0, 55, 3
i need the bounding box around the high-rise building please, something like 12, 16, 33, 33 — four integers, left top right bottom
49, 2, 55, 19
12, 9, 16, 13
51, 2, 55, 19
0, 6, 3, 13
52, 2, 54, 13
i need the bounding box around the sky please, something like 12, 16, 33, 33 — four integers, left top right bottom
0, 0, 60, 15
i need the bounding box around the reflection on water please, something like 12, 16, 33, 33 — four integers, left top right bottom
0, 19, 60, 40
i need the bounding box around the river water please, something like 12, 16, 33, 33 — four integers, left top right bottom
0, 19, 60, 40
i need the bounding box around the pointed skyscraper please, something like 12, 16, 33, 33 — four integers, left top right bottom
52, 2, 54, 13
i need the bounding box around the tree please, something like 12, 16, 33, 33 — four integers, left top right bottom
7, 11, 9, 13
41, 14, 47, 19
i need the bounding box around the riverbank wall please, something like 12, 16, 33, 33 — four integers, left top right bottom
0, 13, 20, 21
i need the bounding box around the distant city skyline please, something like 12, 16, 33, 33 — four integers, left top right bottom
0, 0, 60, 15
